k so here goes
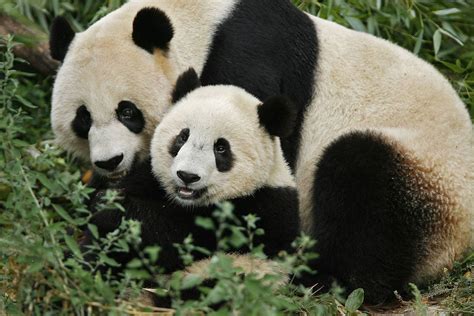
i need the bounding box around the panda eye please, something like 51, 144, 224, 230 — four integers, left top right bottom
169, 128, 190, 157
214, 138, 233, 172
116, 101, 145, 134
71, 105, 92, 139
215, 144, 226, 154
119, 106, 135, 120
214, 138, 230, 155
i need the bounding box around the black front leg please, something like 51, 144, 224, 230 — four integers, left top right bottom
232, 186, 300, 256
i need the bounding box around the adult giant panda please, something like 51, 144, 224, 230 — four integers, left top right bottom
50, 0, 474, 302
83, 69, 300, 284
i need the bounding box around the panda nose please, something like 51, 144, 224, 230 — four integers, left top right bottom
94, 154, 124, 171
177, 171, 201, 184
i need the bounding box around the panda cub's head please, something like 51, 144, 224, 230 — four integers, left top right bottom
151, 69, 297, 206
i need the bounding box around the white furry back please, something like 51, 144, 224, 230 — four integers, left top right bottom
296, 16, 474, 259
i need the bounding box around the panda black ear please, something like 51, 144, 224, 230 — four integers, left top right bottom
132, 7, 174, 54
258, 96, 297, 138
171, 68, 201, 103
49, 17, 75, 62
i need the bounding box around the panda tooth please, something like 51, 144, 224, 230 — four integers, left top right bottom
179, 188, 194, 197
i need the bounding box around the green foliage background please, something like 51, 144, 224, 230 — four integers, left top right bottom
0, 0, 473, 314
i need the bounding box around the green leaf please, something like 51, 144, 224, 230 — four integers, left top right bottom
438, 28, 463, 46
11, 139, 29, 147
181, 274, 203, 290
196, 217, 215, 230
87, 223, 99, 239
367, 16, 376, 34
229, 227, 247, 248
439, 60, 465, 74
345, 288, 364, 312
126, 258, 143, 269
433, 29, 442, 57
244, 278, 264, 296
413, 29, 424, 55
125, 269, 150, 280
64, 235, 82, 259
36, 173, 58, 192
98, 254, 120, 267
145, 246, 161, 262
433, 8, 460, 16
206, 285, 227, 305
345, 16, 367, 33
53, 204, 77, 225
26, 260, 44, 273
169, 271, 184, 291
255, 228, 265, 236
15, 94, 36, 108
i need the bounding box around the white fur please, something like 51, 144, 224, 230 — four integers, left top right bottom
295, 17, 474, 281
150, 85, 295, 207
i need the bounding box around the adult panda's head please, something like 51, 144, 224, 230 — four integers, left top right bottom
49, 6, 178, 179
151, 69, 297, 206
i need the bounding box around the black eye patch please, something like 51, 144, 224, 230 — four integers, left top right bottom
71, 105, 92, 139
168, 128, 190, 157
116, 101, 145, 134
214, 138, 234, 172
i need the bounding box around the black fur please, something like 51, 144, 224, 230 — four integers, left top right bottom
214, 138, 234, 172
71, 105, 92, 139
201, 0, 318, 169
83, 160, 299, 276
168, 128, 189, 157
310, 131, 435, 303
49, 16, 75, 62
171, 68, 201, 103
132, 7, 174, 53
116, 101, 145, 134
258, 96, 297, 138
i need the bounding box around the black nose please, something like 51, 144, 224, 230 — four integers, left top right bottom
94, 154, 124, 171
177, 171, 201, 184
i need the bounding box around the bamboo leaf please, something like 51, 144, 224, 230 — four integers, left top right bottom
433, 29, 442, 56
413, 29, 424, 55
433, 8, 460, 16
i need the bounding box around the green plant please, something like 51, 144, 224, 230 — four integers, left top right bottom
1, 0, 473, 314
294, 0, 474, 120
409, 283, 428, 316
425, 253, 474, 314
0, 35, 149, 315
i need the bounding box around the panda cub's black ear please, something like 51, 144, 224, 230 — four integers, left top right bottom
49, 17, 75, 62
132, 7, 174, 54
171, 68, 201, 103
258, 96, 297, 138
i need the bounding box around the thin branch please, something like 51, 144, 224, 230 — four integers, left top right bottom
0, 13, 59, 76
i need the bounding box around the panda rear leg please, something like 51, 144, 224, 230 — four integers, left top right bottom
310, 130, 458, 303
136, 254, 289, 308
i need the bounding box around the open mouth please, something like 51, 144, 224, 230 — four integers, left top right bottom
106, 170, 128, 181
176, 186, 206, 200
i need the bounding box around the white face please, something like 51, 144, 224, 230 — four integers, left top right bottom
151, 86, 281, 206
50, 1, 239, 179
51, 16, 176, 179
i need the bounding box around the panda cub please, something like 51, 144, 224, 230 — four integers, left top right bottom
84, 69, 300, 276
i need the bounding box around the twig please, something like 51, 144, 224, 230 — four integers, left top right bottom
0, 13, 59, 76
